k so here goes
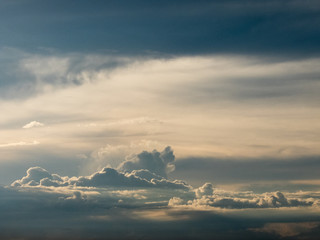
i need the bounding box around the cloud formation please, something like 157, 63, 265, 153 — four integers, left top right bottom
22, 121, 44, 129
5, 147, 320, 240
1, 0, 320, 56
12, 147, 189, 190
169, 183, 316, 209
118, 146, 175, 178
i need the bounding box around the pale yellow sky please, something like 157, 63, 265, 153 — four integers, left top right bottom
0, 55, 319, 172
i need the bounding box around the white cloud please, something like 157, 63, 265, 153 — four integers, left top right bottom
12, 147, 189, 190
22, 121, 44, 129
0, 140, 39, 148
169, 183, 315, 209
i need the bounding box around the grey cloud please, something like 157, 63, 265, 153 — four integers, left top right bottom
74, 167, 188, 190
5, 146, 320, 240
0, 48, 132, 100
118, 146, 175, 178
3, 180, 320, 239
0, 0, 319, 57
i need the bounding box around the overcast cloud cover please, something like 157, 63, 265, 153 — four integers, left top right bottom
0, 1, 320, 239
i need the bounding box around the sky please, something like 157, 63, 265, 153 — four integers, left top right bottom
0, 1, 320, 239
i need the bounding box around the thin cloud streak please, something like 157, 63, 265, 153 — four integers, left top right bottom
0, 141, 39, 148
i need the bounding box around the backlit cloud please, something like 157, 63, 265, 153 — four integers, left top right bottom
22, 121, 44, 129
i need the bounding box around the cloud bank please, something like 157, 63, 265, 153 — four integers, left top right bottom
3, 147, 320, 239
12, 147, 189, 190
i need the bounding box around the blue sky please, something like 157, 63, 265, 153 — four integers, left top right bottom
0, 1, 320, 239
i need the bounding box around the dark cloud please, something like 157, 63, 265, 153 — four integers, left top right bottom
3, 151, 320, 240
0, 0, 319, 57
0, 48, 132, 100
1, 183, 320, 240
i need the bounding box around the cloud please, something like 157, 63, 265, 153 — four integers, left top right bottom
11, 167, 319, 210
12, 147, 189, 190
195, 182, 214, 198
1, 1, 320, 56
5, 151, 320, 240
118, 146, 175, 178
2, 183, 320, 240
22, 121, 44, 129
87, 140, 165, 172
169, 183, 315, 209
73, 167, 188, 189
0, 140, 39, 148
0, 48, 132, 100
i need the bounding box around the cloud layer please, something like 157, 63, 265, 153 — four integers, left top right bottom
3, 147, 320, 239
12, 147, 189, 190
1, 1, 320, 56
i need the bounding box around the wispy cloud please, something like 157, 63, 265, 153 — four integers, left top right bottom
0, 140, 39, 148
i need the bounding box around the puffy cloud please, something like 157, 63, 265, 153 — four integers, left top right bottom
195, 182, 214, 198
118, 146, 175, 178
168, 197, 185, 206
22, 121, 44, 129
11, 147, 189, 190
12, 166, 64, 187
170, 183, 314, 209
87, 140, 165, 172
12, 166, 189, 190
5, 166, 320, 240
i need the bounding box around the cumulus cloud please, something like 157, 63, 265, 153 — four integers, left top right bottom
195, 182, 214, 198
12, 147, 189, 190
169, 183, 315, 209
22, 121, 44, 129
118, 146, 175, 178
11, 147, 320, 210
88, 140, 165, 172
5, 154, 320, 240
12, 166, 189, 190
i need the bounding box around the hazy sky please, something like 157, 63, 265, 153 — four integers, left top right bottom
0, 1, 320, 239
